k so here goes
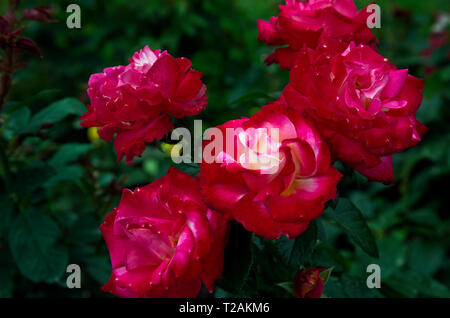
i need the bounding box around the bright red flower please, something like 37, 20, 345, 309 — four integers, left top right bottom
283, 42, 427, 183
199, 104, 341, 240
101, 167, 228, 298
81, 46, 207, 164
293, 268, 324, 298
257, 0, 377, 70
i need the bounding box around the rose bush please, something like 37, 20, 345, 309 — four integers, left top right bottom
257, 0, 376, 69
199, 104, 341, 239
283, 42, 427, 183
81, 46, 207, 164
1, 0, 443, 300
101, 167, 228, 298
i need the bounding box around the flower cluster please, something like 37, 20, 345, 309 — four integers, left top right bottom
258, 0, 426, 183
282, 41, 426, 183
83, 0, 426, 298
257, 0, 377, 69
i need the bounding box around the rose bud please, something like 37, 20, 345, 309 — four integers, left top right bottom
199, 104, 341, 240
101, 167, 228, 298
283, 42, 427, 183
293, 268, 324, 298
257, 0, 377, 70
81, 46, 207, 164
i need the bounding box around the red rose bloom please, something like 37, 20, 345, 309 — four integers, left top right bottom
81, 46, 207, 164
293, 268, 324, 298
199, 104, 341, 239
101, 167, 228, 298
258, 0, 377, 70
283, 42, 427, 183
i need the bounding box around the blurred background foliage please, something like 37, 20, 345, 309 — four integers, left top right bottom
0, 0, 449, 298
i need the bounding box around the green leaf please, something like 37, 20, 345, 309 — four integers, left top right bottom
350, 191, 376, 219
4, 107, 31, 138
407, 238, 445, 276
404, 208, 441, 227
86, 256, 111, 285
5, 89, 61, 114
417, 95, 442, 124
340, 274, 381, 298
13, 161, 55, 195
363, 237, 407, 279
275, 221, 318, 268
42, 142, 90, 189
383, 271, 450, 298
312, 245, 348, 273
315, 218, 328, 244
325, 198, 379, 258
323, 276, 347, 298
22, 98, 86, 134
69, 215, 102, 244
8, 209, 68, 283
250, 235, 294, 296
43, 166, 84, 188
319, 267, 333, 285
421, 277, 450, 298
49, 143, 92, 167
214, 287, 238, 298
170, 162, 200, 178
276, 282, 295, 296
217, 222, 253, 293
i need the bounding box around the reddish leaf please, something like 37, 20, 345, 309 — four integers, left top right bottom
3, 12, 18, 25
8, 26, 27, 37
15, 37, 42, 57
21, 6, 57, 23
0, 16, 10, 34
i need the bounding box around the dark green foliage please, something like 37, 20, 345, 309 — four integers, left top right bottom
8, 208, 68, 283
275, 222, 318, 268
324, 199, 379, 258
217, 223, 254, 294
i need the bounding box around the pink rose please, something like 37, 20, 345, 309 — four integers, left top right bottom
258, 0, 377, 70
101, 167, 228, 298
283, 41, 427, 183
81, 46, 207, 164
199, 104, 341, 239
